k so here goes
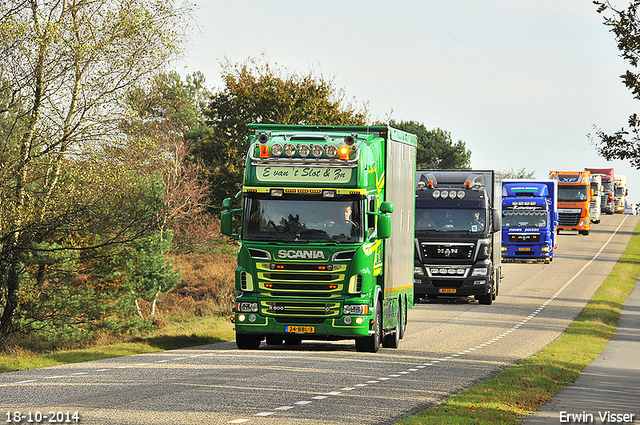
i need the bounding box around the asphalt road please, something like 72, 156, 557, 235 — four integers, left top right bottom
1, 214, 637, 425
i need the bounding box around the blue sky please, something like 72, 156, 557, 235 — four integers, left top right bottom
175, 1, 639, 204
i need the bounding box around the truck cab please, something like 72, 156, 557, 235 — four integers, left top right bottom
413, 171, 502, 305
501, 180, 558, 264
549, 171, 591, 236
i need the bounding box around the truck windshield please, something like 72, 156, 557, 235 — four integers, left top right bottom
243, 198, 363, 243
558, 185, 588, 202
416, 208, 486, 232
615, 186, 625, 196
503, 211, 547, 228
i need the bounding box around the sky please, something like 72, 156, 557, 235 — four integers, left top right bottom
174, 0, 639, 205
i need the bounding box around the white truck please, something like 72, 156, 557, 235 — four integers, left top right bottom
614, 175, 628, 214
589, 174, 602, 224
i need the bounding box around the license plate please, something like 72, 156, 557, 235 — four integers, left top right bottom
285, 326, 315, 334
439, 288, 456, 293
519, 247, 531, 251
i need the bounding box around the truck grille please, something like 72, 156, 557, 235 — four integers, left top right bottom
421, 243, 474, 259
261, 301, 341, 317
431, 279, 464, 288
508, 234, 540, 242
558, 213, 580, 226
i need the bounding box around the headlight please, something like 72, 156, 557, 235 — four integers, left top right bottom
284, 143, 297, 157
325, 145, 338, 158
271, 144, 283, 157
343, 304, 369, 315
236, 302, 258, 313
312, 145, 324, 157
298, 144, 310, 157
471, 267, 488, 276
414, 266, 424, 275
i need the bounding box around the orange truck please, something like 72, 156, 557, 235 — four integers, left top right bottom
548, 170, 591, 235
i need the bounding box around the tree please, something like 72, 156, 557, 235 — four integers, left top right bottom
592, 1, 640, 169
389, 120, 472, 169
499, 167, 536, 179
0, 0, 192, 338
122, 71, 213, 254
193, 57, 369, 213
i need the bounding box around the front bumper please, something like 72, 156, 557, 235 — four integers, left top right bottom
413, 275, 491, 297
233, 312, 373, 339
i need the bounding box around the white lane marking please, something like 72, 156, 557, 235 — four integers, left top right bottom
254, 411, 274, 417
228, 419, 250, 423
275, 406, 294, 410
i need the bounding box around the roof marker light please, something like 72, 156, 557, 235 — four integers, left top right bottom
339, 146, 349, 160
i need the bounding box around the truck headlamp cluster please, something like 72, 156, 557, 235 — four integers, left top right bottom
471, 267, 488, 276
236, 302, 258, 313
259, 141, 354, 160
430, 268, 466, 276
513, 201, 536, 206
343, 304, 369, 315
433, 190, 465, 199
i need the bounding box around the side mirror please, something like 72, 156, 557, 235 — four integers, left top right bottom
380, 201, 394, 214
220, 197, 240, 240
378, 215, 391, 239
491, 208, 501, 233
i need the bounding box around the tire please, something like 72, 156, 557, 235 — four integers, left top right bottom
478, 282, 495, 305
356, 300, 381, 353
382, 300, 401, 349
399, 297, 407, 340
265, 334, 283, 345
236, 333, 262, 349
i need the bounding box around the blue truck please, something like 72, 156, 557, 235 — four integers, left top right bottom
501, 180, 558, 264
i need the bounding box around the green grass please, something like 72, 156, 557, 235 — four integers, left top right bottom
0, 314, 235, 373
397, 220, 640, 425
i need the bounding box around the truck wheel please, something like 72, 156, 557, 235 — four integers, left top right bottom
265, 334, 283, 345
236, 333, 262, 350
477, 284, 495, 305
399, 297, 407, 340
356, 300, 381, 353
382, 300, 401, 349
579, 230, 590, 236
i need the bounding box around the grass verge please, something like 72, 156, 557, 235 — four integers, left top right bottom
396, 219, 640, 425
0, 314, 235, 373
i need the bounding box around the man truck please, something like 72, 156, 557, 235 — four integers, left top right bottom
501, 180, 558, 264
585, 168, 615, 215
221, 124, 417, 352
549, 170, 591, 235
614, 175, 628, 213
589, 174, 603, 224
413, 170, 502, 305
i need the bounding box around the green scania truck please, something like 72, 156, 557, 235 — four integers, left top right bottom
221, 124, 417, 352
